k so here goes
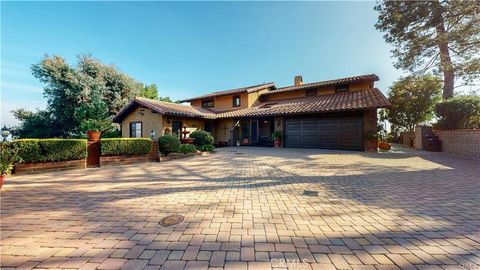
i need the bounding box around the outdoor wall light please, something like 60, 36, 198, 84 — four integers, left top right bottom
150, 129, 156, 139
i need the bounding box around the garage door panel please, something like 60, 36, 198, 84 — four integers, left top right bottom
285, 116, 363, 150
285, 136, 301, 148
302, 135, 319, 147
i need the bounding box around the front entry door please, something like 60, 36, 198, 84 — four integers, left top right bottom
172, 121, 182, 138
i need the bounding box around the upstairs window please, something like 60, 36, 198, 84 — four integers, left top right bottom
233, 95, 241, 107
129, 122, 142, 138
202, 99, 214, 108
336, 84, 349, 92
305, 89, 317, 96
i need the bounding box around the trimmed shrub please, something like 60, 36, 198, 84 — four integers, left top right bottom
189, 130, 214, 147
435, 95, 480, 129
101, 138, 152, 156
179, 144, 197, 154
158, 135, 180, 155
0, 142, 22, 174
40, 139, 88, 161
14, 139, 87, 162
14, 139, 42, 162
197, 144, 215, 152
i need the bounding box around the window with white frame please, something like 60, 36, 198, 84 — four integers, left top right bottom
129, 122, 142, 138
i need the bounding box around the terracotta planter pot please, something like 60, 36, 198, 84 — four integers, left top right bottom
86, 131, 101, 141
0, 174, 5, 190
378, 142, 391, 151
366, 139, 378, 152
274, 139, 281, 148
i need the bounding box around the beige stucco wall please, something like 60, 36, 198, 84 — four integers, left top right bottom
264, 82, 375, 102
350, 81, 373, 91
120, 106, 209, 139
247, 89, 270, 107
214, 119, 234, 144
265, 91, 306, 101
121, 107, 163, 139
190, 93, 248, 112
161, 117, 206, 137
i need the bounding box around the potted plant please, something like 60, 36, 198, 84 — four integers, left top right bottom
378, 131, 392, 151
376, 127, 392, 151
80, 119, 112, 141
0, 141, 21, 190
271, 131, 282, 148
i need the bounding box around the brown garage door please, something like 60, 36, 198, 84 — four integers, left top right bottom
285, 116, 363, 150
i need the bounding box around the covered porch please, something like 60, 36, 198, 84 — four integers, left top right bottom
231, 118, 275, 147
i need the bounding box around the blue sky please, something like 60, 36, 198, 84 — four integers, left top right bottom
1, 1, 404, 127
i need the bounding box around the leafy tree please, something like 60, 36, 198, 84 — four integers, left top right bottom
76, 87, 115, 133
15, 55, 144, 138
159, 96, 173, 102
137, 84, 176, 103
375, 1, 480, 99
10, 109, 60, 138
386, 74, 442, 132
139, 84, 159, 100
435, 95, 480, 129
31, 56, 81, 135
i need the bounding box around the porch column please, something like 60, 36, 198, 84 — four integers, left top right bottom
274, 116, 284, 148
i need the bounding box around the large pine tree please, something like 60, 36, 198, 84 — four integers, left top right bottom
375, 1, 480, 99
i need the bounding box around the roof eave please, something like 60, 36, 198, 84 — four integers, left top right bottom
216, 105, 389, 119
260, 75, 380, 97
179, 83, 275, 103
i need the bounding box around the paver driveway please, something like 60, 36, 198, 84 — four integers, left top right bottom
1, 146, 479, 270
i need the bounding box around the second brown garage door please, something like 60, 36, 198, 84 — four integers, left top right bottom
285, 116, 363, 150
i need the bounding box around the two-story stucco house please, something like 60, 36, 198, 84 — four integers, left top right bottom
113, 74, 390, 151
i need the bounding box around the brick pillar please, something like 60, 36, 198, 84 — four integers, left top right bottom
274, 117, 284, 148
149, 140, 159, 161
363, 109, 378, 152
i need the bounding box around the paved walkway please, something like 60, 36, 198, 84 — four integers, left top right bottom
1, 146, 479, 269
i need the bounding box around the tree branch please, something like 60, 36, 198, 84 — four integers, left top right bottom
414, 52, 440, 74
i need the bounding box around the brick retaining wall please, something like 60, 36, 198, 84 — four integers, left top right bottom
433, 129, 480, 159
100, 155, 150, 166
14, 159, 86, 175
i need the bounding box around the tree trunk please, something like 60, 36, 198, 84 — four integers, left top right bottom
432, 0, 454, 100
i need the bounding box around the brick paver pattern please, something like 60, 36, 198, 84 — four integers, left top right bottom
1, 147, 479, 269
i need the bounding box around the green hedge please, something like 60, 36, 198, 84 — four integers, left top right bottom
189, 130, 214, 147
14, 139, 87, 162
435, 95, 480, 129
179, 144, 197, 154
100, 138, 152, 156
158, 135, 180, 155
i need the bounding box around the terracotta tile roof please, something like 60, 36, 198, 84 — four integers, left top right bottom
260, 74, 379, 97
216, 88, 389, 118
113, 97, 217, 123
179, 82, 275, 102
114, 88, 389, 123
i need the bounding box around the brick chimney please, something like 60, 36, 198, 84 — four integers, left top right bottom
294, 75, 303, 86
